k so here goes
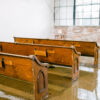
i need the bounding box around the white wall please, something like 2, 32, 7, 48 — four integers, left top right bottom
0, 0, 54, 42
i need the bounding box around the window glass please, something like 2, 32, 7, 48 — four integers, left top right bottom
92, 5, 99, 12
83, 0, 91, 4
92, 12, 99, 18
76, 13, 83, 18
55, 0, 59, 7
67, 20, 73, 26
91, 19, 99, 25
66, 7, 73, 19
55, 20, 60, 26
60, 20, 67, 26
83, 5, 91, 12
82, 19, 91, 26
76, 19, 83, 26
60, 0, 67, 6
66, 0, 74, 6
92, 0, 100, 4
60, 7, 67, 19
83, 12, 91, 18
76, 6, 83, 13
76, 0, 83, 5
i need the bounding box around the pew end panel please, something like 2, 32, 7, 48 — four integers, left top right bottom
73, 41, 99, 68
75, 42, 99, 68
30, 55, 48, 100
94, 44, 99, 67
72, 49, 80, 81
0, 53, 48, 100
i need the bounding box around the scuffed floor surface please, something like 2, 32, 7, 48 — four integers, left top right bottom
0, 51, 100, 100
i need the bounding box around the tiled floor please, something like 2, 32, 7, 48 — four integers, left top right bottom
46, 56, 100, 100
0, 51, 100, 100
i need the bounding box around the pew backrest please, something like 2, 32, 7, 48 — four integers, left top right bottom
14, 37, 99, 57
0, 42, 80, 80
14, 37, 99, 67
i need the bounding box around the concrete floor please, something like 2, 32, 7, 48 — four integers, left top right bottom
0, 51, 100, 100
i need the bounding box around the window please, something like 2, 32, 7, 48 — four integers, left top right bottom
76, 0, 100, 26
54, 0, 100, 26
54, 0, 74, 26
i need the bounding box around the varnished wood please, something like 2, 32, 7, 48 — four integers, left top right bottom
14, 37, 99, 67
0, 53, 48, 100
0, 42, 80, 80
34, 49, 47, 57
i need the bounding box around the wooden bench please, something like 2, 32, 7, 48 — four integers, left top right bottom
0, 42, 80, 80
14, 37, 99, 67
0, 52, 48, 100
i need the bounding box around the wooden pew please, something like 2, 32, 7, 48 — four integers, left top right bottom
0, 52, 48, 100
14, 37, 99, 67
0, 42, 80, 80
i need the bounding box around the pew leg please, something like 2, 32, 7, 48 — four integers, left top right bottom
94, 47, 98, 67
72, 55, 79, 81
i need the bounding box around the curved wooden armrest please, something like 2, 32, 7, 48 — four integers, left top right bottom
29, 55, 49, 68
71, 46, 81, 56
98, 46, 100, 49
